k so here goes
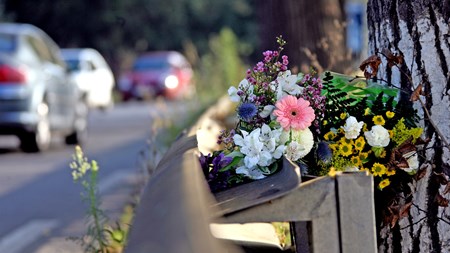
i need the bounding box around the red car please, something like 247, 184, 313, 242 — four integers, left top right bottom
118, 51, 194, 100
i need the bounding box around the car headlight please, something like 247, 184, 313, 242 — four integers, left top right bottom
164, 75, 179, 89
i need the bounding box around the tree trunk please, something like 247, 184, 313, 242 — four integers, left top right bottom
257, 0, 351, 73
367, 0, 450, 252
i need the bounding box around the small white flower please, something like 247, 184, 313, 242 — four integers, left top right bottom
227, 86, 240, 102
279, 71, 303, 96
342, 116, 364, 139
233, 127, 273, 168
403, 151, 419, 173
238, 78, 251, 90
272, 145, 286, 160
236, 165, 266, 180
284, 128, 314, 161
285, 141, 303, 161
259, 105, 275, 118
233, 128, 264, 168
364, 125, 390, 147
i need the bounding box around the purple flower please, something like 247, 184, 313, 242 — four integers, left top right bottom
212, 153, 232, 172
282, 55, 289, 65
316, 141, 332, 164
238, 102, 258, 122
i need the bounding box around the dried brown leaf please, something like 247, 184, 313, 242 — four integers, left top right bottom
434, 172, 449, 185
390, 215, 399, 228
399, 202, 413, 219
435, 193, 449, 207
416, 167, 427, 180
443, 182, 450, 195
359, 55, 381, 79
382, 48, 404, 67
410, 83, 423, 102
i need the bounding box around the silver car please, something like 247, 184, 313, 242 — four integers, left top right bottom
61, 48, 115, 109
0, 23, 88, 152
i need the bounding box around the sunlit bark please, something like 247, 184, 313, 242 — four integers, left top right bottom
367, 0, 450, 252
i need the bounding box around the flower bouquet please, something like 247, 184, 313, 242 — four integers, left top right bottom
199, 37, 425, 209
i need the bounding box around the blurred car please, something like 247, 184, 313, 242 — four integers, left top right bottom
118, 51, 194, 100
61, 48, 115, 109
0, 23, 88, 152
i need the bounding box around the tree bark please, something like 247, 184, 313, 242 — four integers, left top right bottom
367, 0, 450, 252
257, 0, 351, 73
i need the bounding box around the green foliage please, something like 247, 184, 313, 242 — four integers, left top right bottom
321, 72, 359, 128
321, 71, 403, 131
194, 27, 248, 104
392, 118, 423, 146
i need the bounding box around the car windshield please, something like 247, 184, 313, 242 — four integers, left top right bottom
64, 59, 80, 72
0, 34, 16, 52
132, 57, 170, 71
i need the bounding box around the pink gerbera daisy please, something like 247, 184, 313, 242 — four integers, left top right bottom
273, 95, 315, 130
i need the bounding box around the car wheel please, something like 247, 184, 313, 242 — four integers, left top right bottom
20, 101, 51, 152
65, 99, 88, 145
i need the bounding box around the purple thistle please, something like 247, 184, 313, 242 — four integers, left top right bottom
238, 102, 258, 122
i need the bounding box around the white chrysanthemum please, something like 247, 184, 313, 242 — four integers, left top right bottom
364, 125, 390, 147
284, 128, 314, 161
342, 116, 364, 139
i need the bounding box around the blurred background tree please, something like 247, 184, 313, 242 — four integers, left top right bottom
257, 0, 355, 74
1, 0, 366, 102
1, 0, 257, 73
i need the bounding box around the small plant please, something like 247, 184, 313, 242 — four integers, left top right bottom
70, 146, 126, 253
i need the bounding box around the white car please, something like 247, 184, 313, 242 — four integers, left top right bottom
61, 48, 115, 109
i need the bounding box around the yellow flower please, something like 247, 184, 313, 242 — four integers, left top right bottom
354, 136, 365, 151
389, 130, 394, 138
373, 115, 385, 126
386, 111, 395, 118
378, 178, 391, 190
385, 168, 396, 176
363, 123, 368, 132
378, 149, 387, 158
371, 163, 387, 177
328, 167, 337, 177
361, 167, 370, 173
364, 108, 371, 116
329, 143, 338, 151
350, 156, 362, 166
323, 120, 328, 126
340, 113, 347, 120
359, 152, 369, 162
340, 137, 354, 146
339, 142, 353, 157
324, 131, 336, 141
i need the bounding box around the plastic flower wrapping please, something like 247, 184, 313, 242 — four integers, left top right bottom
199, 37, 425, 195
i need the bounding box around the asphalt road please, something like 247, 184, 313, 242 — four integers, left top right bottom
0, 100, 194, 253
